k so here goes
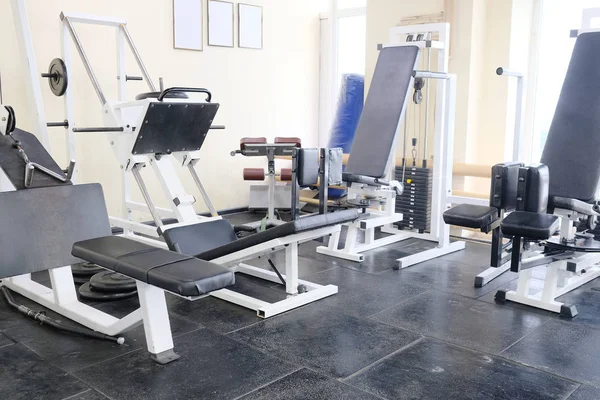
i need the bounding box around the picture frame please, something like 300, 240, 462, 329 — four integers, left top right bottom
173, 0, 203, 51
207, 0, 235, 48
238, 3, 263, 50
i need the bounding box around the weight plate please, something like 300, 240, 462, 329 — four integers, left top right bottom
47, 58, 68, 96
89, 271, 137, 293
78, 282, 137, 301
73, 276, 90, 285
72, 262, 104, 277
5, 106, 16, 134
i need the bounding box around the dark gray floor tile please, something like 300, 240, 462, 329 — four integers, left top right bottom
63, 389, 109, 400
568, 385, 600, 400
74, 328, 297, 400
0, 343, 89, 400
0, 331, 14, 348
239, 368, 380, 400
554, 281, 600, 328
502, 320, 600, 386
229, 304, 421, 378
379, 258, 518, 299
372, 291, 549, 354
438, 241, 493, 266
3, 304, 198, 373
167, 274, 287, 334
305, 267, 428, 317
347, 338, 579, 400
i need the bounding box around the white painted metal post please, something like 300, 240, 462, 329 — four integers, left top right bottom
61, 18, 77, 181
11, 0, 50, 149
150, 156, 199, 222
438, 75, 457, 247
285, 242, 299, 295
136, 281, 175, 356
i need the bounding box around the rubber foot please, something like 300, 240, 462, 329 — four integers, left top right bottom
474, 276, 484, 288
495, 290, 507, 302
151, 349, 181, 365
560, 304, 578, 318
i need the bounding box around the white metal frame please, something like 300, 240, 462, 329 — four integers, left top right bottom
317, 23, 465, 267
501, 211, 600, 316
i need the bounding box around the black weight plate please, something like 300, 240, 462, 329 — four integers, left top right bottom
74, 276, 90, 285
78, 282, 137, 301
89, 271, 137, 293
48, 58, 68, 96
72, 262, 104, 277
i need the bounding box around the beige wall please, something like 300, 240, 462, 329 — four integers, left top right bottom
0, 0, 321, 216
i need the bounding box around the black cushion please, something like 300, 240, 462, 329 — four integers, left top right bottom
342, 172, 386, 186
549, 196, 599, 215
164, 210, 359, 261
443, 204, 498, 230
501, 211, 560, 240
72, 236, 234, 297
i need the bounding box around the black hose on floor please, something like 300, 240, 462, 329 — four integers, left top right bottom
1, 286, 125, 345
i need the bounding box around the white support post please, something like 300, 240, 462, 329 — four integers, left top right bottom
11, 0, 50, 149
285, 241, 299, 295
61, 18, 77, 178
49, 266, 78, 304
136, 281, 178, 362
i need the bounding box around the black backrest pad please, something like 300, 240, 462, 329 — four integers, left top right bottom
489, 162, 523, 211
162, 219, 238, 257
345, 46, 419, 178
521, 164, 550, 213
0, 129, 69, 190
132, 102, 219, 155
0, 184, 111, 278
540, 32, 600, 202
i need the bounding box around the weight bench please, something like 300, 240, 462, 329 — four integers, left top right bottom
316, 44, 465, 265
160, 209, 360, 318
443, 162, 523, 287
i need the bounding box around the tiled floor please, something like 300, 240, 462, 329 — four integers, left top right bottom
1, 211, 599, 399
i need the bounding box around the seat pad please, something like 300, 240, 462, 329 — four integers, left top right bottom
72, 236, 234, 297
443, 204, 498, 230
501, 211, 560, 240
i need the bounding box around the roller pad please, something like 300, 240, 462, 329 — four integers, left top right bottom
243, 168, 265, 181
274, 137, 302, 147
240, 137, 267, 150
500, 211, 559, 240
280, 168, 293, 181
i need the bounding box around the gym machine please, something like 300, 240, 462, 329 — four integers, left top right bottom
317, 23, 466, 267
231, 137, 301, 229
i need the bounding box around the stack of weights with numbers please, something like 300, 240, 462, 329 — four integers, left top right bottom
394, 166, 433, 233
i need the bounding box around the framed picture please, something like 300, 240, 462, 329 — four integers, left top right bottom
173, 0, 203, 51
207, 0, 234, 47
238, 3, 263, 49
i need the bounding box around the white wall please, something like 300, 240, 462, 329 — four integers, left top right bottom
0, 0, 322, 216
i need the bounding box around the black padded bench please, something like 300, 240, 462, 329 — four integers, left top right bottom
501, 211, 559, 241
72, 236, 235, 297
163, 209, 360, 259
443, 204, 499, 231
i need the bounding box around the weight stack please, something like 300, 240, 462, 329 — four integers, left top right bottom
394, 166, 433, 233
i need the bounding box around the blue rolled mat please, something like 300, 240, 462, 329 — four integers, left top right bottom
327, 73, 364, 198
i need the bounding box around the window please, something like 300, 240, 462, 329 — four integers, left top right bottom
530, 2, 600, 161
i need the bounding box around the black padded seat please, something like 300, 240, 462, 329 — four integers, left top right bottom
549, 196, 599, 215
163, 209, 360, 260
501, 211, 560, 240
443, 204, 499, 230
72, 236, 234, 297
342, 172, 388, 186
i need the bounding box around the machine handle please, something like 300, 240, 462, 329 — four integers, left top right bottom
157, 87, 212, 102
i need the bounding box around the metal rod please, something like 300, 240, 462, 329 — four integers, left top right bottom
121, 25, 157, 92
60, 14, 106, 105
72, 127, 124, 133
159, 77, 164, 92
412, 70, 449, 80
319, 148, 329, 215
65, 160, 76, 181
210, 125, 226, 130
47, 120, 69, 128
125, 75, 143, 81
291, 148, 299, 220
423, 38, 431, 168
131, 163, 163, 227
188, 161, 218, 217
496, 67, 523, 78
24, 163, 34, 187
